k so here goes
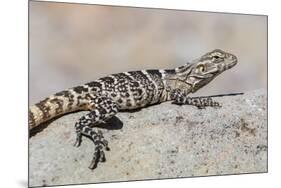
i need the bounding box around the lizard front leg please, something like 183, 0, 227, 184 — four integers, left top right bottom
74, 95, 119, 169
170, 89, 221, 109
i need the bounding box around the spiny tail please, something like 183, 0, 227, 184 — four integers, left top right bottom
28, 89, 85, 130
29, 96, 66, 130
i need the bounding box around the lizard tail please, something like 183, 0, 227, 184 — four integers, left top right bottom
29, 97, 65, 130
29, 90, 81, 130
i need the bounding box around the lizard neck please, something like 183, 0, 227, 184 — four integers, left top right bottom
161, 65, 193, 101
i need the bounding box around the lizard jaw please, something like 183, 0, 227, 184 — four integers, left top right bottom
224, 53, 238, 70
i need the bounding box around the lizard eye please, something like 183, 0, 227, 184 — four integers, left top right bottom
197, 64, 206, 72
213, 55, 220, 59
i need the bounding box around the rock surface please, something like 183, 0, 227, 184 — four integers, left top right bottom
29, 89, 267, 187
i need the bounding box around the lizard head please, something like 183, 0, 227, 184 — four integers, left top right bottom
175, 49, 237, 93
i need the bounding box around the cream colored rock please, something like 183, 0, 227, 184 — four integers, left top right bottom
29, 89, 267, 187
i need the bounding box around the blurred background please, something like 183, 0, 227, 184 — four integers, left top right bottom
29, 1, 267, 104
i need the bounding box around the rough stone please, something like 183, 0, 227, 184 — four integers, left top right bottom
29, 89, 267, 187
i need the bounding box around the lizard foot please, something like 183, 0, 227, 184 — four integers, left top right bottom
73, 121, 110, 169
170, 89, 221, 108
190, 97, 222, 109
88, 131, 109, 169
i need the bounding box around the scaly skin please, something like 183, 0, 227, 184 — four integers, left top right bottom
29, 49, 238, 169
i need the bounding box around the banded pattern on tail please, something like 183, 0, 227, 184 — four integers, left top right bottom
29, 88, 91, 129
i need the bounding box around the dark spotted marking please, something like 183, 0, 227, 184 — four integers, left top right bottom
118, 79, 126, 84
56, 90, 74, 107
96, 97, 103, 104
49, 98, 64, 114
126, 99, 132, 106
35, 98, 51, 119
146, 69, 162, 78
119, 92, 129, 98
54, 90, 72, 97
67, 94, 75, 109
99, 107, 107, 115
86, 81, 102, 90
128, 71, 150, 81
136, 88, 143, 95
117, 98, 123, 104
165, 69, 176, 74
54, 90, 75, 109
99, 76, 115, 84
73, 86, 89, 94
130, 81, 139, 88
76, 95, 83, 107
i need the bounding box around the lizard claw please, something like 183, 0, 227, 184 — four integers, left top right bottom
88, 142, 107, 169
73, 132, 82, 147
87, 130, 109, 169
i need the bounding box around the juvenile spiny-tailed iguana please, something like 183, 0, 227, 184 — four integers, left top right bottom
29, 49, 238, 169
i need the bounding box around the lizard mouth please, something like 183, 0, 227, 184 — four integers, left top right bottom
225, 56, 238, 70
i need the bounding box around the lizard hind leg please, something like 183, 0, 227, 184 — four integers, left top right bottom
74, 124, 109, 169
74, 94, 119, 147
73, 95, 119, 169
